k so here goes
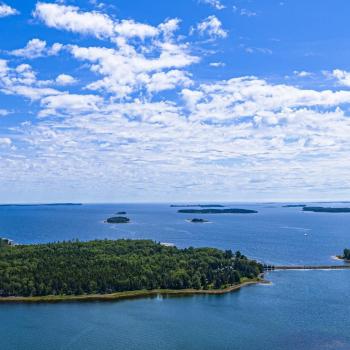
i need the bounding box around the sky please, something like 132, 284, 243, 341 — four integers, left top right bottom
1, 0, 350, 203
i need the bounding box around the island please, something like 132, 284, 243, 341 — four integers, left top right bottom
0, 239, 263, 302
302, 207, 350, 213
189, 218, 209, 223
178, 209, 258, 214
116, 211, 127, 215
171, 204, 225, 208
338, 248, 350, 261
106, 216, 130, 224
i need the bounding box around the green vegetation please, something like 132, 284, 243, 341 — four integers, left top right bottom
0, 239, 262, 297
106, 216, 130, 223
303, 207, 350, 213
178, 209, 258, 214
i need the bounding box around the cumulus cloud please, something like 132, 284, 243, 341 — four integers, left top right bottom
194, 16, 227, 38
331, 69, 350, 87
2, 2, 350, 201
34, 2, 161, 41
0, 3, 18, 17
10, 39, 63, 59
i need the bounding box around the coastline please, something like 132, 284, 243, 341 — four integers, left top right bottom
0, 278, 267, 304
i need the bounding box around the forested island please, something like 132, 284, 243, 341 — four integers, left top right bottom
106, 216, 130, 224
0, 239, 263, 301
190, 218, 209, 223
303, 207, 350, 213
178, 209, 257, 214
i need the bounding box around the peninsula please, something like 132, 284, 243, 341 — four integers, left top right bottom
302, 207, 350, 213
178, 209, 258, 214
0, 239, 263, 301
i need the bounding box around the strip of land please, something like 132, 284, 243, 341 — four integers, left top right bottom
0, 278, 265, 303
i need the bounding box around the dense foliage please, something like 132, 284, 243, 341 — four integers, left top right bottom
0, 239, 262, 297
343, 249, 350, 260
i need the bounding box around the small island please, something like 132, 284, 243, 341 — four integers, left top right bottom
0, 239, 263, 302
189, 218, 209, 223
338, 248, 350, 262
116, 211, 127, 215
106, 216, 130, 224
178, 209, 257, 214
303, 207, 350, 213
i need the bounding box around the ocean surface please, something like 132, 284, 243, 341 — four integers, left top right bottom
1, 202, 350, 349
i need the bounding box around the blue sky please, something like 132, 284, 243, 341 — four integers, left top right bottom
1, 0, 350, 203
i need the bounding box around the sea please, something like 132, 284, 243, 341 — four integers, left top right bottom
1, 202, 350, 350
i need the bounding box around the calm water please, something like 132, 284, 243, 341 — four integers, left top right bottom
1, 203, 350, 349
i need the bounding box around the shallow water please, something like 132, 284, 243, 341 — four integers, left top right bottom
1, 203, 350, 349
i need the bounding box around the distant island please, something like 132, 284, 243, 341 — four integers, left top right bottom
282, 204, 306, 208
178, 209, 258, 214
189, 218, 209, 223
106, 216, 130, 224
0, 203, 82, 207
0, 239, 263, 302
302, 207, 350, 213
171, 204, 225, 208
116, 211, 127, 215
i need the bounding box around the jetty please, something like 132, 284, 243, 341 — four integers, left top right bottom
265, 265, 350, 271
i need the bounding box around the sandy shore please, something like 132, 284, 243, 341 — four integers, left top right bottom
0, 279, 267, 304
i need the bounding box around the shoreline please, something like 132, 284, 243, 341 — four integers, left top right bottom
0, 279, 267, 304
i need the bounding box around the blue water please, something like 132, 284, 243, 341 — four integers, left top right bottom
1, 203, 350, 349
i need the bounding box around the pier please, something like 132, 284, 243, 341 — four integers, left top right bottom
265, 265, 350, 271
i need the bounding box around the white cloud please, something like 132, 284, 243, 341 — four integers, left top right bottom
34, 2, 115, 39
10, 38, 63, 59
293, 70, 312, 77
146, 70, 192, 93
0, 137, 11, 145
233, 6, 257, 17
194, 16, 227, 38
209, 62, 226, 67
199, 0, 225, 10
0, 3, 18, 17
331, 69, 350, 87
55, 74, 77, 85
34, 2, 160, 41
0, 109, 9, 116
